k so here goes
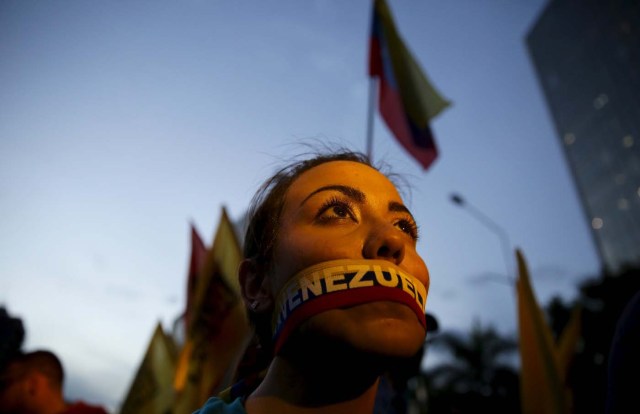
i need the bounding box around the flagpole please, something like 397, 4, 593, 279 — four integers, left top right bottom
366, 77, 376, 162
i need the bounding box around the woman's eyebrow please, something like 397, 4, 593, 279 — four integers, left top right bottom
300, 185, 366, 206
389, 201, 415, 220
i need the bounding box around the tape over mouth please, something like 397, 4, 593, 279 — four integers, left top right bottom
271, 259, 428, 354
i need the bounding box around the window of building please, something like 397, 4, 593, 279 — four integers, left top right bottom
617, 198, 629, 210
564, 132, 576, 145
592, 217, 604, 229
593, 93, 609, 109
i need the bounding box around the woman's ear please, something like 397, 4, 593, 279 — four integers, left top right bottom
239, 258, 273, 312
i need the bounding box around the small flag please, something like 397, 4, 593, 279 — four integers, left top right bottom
185, 223, 207, 332
516, 249, 571, 414
369, 0, 451, 170
120, 323, 178, 414
172, 208, 253, 413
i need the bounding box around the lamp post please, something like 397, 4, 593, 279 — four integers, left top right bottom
450, 193, 514, 284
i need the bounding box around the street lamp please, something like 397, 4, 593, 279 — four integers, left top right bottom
450, 192, 514, 284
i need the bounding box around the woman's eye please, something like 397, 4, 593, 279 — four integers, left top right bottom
317, 198, 356, 221
329, 205, 349, 217
395, 219, 419, 240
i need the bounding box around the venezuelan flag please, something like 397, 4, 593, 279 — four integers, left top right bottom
369, 0, 450, 170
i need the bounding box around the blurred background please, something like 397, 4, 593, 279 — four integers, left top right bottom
1, 0, 638, 413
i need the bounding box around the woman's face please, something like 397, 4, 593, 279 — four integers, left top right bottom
269, 160, 430, 356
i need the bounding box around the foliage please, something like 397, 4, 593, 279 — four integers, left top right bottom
423, 319, 520, 413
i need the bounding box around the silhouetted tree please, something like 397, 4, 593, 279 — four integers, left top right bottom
423, 319, 520, 413
546, 295, 573, 341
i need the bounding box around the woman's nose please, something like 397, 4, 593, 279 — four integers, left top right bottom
362, 223, 405, 265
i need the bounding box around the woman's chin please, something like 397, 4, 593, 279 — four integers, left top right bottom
300, 302, 426, 357
348, 318, 426, 357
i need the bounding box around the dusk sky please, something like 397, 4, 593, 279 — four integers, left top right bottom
0, 0, 601, 411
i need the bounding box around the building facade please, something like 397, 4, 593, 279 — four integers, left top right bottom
526, 0, 640, 272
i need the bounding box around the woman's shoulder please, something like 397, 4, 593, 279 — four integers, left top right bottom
192, 397, 246, 414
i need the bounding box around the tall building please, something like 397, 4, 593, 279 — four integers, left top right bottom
526, 0, 640, 273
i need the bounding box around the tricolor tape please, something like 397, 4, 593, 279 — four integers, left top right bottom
271, 259, 428, 354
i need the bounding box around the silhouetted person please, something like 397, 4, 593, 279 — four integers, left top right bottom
0, 307, 25, 369
0, 350, 108, 414
606, 290, 640, 414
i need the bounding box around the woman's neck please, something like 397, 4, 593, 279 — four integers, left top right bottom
246, 351, 383, 414
245, 386, 379, 414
